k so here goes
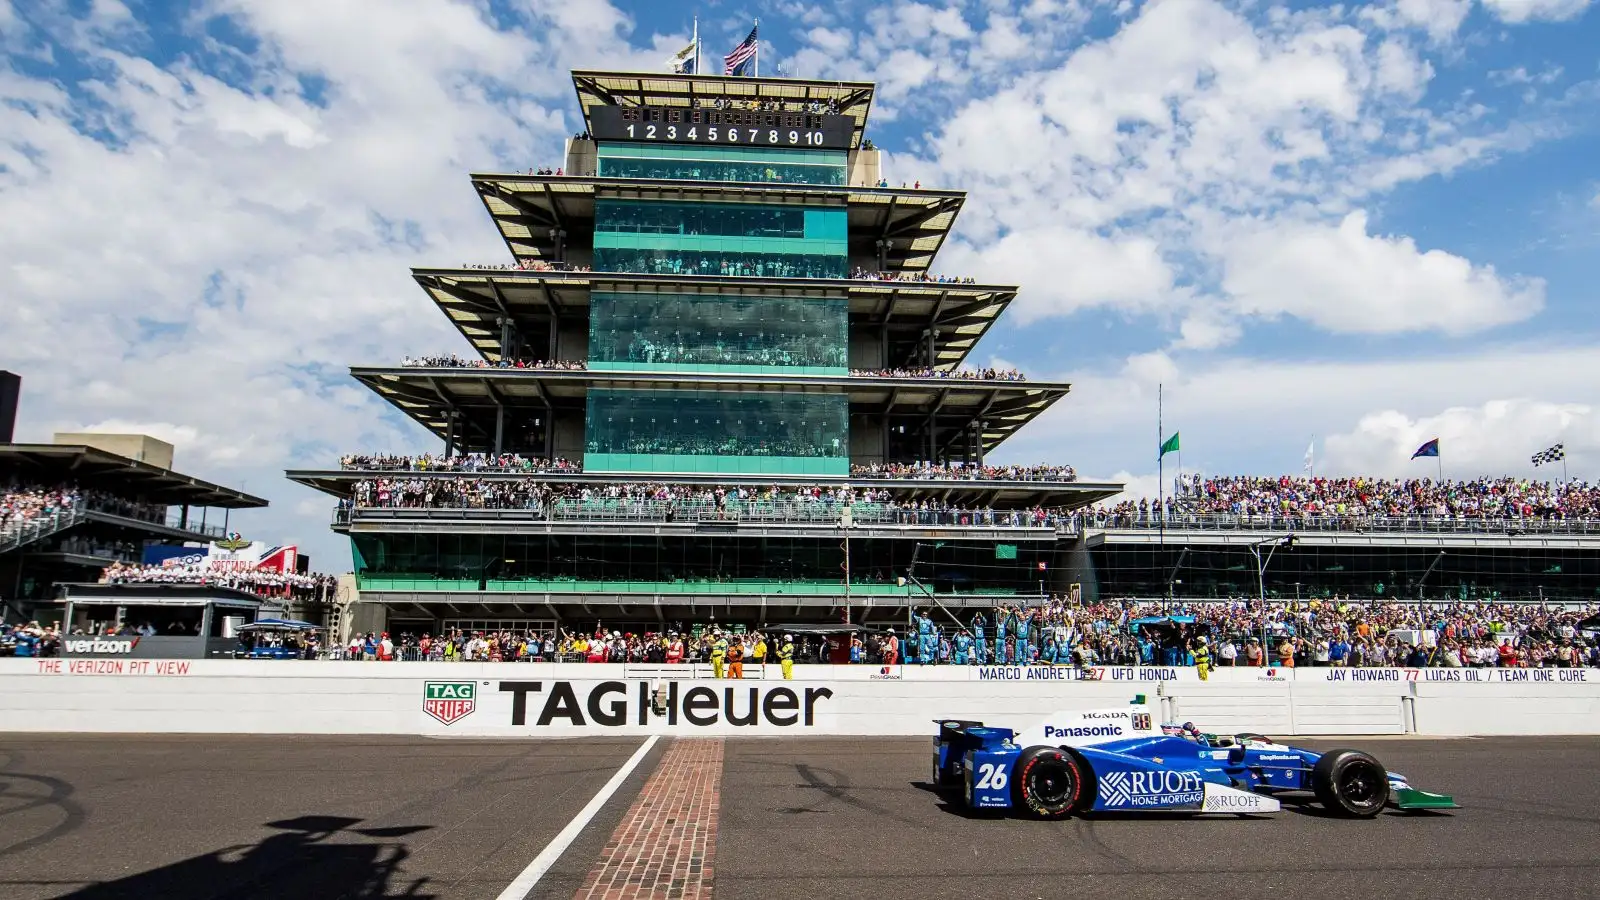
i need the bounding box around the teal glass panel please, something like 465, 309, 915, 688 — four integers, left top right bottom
584, 388, 847, 474
592, 199, 847, 278
597, 142, 847, 186
588, 291, 847, 372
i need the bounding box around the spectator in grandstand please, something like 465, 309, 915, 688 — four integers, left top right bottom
339, 453, 580, 473
1172, 474, 1600, 524
849, 267, 977, 284
100, 562, 338, 602
400, 355, 586, 371
850, 366, 1026, 382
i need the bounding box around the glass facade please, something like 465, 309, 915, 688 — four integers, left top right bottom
598, 143, 848, 186
1092, 543, 1600, 603
584, 387, 848, 475
353, 532, 1055, 595
588, 291, 847, 374
592, 199, 847, 279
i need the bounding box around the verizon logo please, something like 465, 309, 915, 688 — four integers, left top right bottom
64, 637, 140, 654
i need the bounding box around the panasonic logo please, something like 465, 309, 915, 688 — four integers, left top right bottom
64, 638, 139, 655
1043, 724, 1125, 738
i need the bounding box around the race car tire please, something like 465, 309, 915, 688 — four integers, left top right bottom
1012, 746, 1087, 819
1311, 749, 1390, 818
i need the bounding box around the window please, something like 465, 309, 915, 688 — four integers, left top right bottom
598, 143, 847, 186
588, 291, 847, 374
584, 388, 848, 475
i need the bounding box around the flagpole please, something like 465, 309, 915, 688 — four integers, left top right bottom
753, 18, 760, 77
1159, 383, 1166, 605
693, 16, 700, 77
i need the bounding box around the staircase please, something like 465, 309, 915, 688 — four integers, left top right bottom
0, 501, 87, 555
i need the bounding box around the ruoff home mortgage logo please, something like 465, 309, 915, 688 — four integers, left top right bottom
423, 681, 477, 725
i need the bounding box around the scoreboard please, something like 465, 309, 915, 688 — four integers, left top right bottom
590, 105, 855, 150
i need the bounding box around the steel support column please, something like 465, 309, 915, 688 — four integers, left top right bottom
494, 405, 505, 456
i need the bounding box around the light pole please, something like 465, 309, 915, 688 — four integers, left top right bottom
839, 506, 853, 625
1250, 534, 1296, 656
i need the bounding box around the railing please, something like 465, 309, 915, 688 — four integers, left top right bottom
0, 501, 87, 554
1081, 511, 1600, 536
336, 502, 1073, 530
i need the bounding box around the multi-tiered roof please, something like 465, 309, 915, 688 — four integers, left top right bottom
291, 69, 1116, 508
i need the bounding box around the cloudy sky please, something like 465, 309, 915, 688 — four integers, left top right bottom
2, 0, 1597, 569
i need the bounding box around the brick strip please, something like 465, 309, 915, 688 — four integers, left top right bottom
574, 738, 724, 900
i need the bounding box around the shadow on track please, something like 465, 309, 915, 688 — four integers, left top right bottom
56, 815, 437, 899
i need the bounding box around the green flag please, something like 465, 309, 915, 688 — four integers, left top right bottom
1159, 431, 1180, 458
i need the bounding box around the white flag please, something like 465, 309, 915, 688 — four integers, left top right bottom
1303, 441, 1315, 473
667, 41, 698, 74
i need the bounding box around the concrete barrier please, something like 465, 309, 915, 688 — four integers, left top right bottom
2, 659, 1596, 737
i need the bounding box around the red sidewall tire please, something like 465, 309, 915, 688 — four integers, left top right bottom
1013, 747, 1085, 819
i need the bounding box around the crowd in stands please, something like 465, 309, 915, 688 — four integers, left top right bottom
327, 597, 1598, 671
400, 355, 586, 371
849, 462, 1077, 482
849, 268, 978, 284
99, 562, 339, 603
338, 454, 581, 473
1, 483, 81, 538
460, 261, 591, 273
344, 479, 1072, 527
1177, 474, 1600, 522
850, 366, 1025, 382
1069, 476, 1600, 529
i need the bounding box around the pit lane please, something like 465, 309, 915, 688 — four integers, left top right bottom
1, 735, 1596, 899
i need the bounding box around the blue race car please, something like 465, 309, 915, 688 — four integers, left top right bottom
931, 700, 1456, 819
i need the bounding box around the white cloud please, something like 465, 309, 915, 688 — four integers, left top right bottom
0, 0, 654, 567
941, 228, 1174, 322
1480, 0, 1595, 23
997, 343, 1600, 483
1214, 210, 1544, 335
1381, 0, 1473, 42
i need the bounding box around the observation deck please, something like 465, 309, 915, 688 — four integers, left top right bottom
413, 268, 1012, 372
472, 174, 962, 273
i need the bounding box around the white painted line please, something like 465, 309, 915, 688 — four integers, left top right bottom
494, 735, 661, 900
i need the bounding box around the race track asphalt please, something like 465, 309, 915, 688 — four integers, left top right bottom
2, 734, 1597, 900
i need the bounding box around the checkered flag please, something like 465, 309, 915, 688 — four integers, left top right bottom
1531, 443, 1565, 467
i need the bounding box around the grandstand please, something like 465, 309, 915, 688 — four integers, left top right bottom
2, 437, 267, 622
287, 67, 1121, 634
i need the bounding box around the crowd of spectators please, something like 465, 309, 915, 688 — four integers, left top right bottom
400, 355, 586, 371
1, 483, 81, 539
850, 366, 1025, 382
460, 261, 591, 273
892, 598, 1600, 671
1, 621, 62, 657
326, 597, 1598, 671
338, 454, 580, 473
1176, 474, 1600, 522
99, 562, 339, 602
849, 268, 977, 284
3, 482, 174, 540
1067, 476, 1600, 529
345, 479, 1072, 527
849, 462, 1077, 482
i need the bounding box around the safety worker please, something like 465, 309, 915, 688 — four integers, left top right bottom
1192, 635, 1211, 681
778, 634, 795, 680
727, 637, 745, 679
666, 632, 684, 665
751, 632, 767, 674
710, 630, 729, 679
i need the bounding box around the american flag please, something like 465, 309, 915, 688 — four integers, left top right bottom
1531, 443, 1565, 466
724, 24, 758, 76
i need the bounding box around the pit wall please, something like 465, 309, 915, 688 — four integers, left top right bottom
2, 659, 1595, 738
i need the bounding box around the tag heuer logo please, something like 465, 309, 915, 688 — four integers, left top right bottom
423, 681, 477, 725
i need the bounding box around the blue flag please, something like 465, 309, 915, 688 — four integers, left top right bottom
1411, 438, 1440, 459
